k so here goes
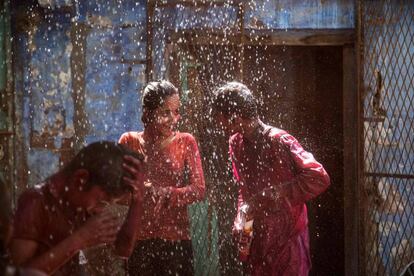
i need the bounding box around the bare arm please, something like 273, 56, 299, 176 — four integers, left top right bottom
10, 236, 81, 274
114, 155, 145, 257
10, 212, 119, 275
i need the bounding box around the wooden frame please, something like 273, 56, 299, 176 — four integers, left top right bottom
167, 27, 359, 275
170, 29, 355, 46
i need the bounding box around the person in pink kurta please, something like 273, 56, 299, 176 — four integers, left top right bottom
212, 82, 330, 276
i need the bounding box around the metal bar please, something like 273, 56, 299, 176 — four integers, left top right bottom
154, 0, 242, 8
70, 20, 89, 151
170, 29, 355, 46
356, 0, 365, 275
343, 44, 359, 276
236, 1, 244, 81
145, 0, 155, 82
364, 172, 414, 179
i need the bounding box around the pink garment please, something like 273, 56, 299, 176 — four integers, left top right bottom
119, 131, 205, 241
230, 126, 330, 276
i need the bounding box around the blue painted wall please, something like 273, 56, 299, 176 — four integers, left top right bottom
10, 0, 356, 274
13, 0, 354, 186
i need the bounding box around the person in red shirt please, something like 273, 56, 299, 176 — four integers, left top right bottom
119, 80, 205, 275
211, 82, 330, 276
9, 141, 145, 275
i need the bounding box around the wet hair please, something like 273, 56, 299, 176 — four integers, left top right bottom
62, 141, 143, 195
141, 80, 179, 126
212, 81, 258, 120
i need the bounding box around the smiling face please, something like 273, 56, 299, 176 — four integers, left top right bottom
66, 169, 128, 215
150, 94, 181, 137
214, 112, 243, 137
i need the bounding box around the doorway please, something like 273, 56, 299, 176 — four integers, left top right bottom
243, 45, 344, 275
169, 42, 347, 275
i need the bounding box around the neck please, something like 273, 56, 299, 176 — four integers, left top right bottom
143, 125, 172, 144
243, 119, 265, 142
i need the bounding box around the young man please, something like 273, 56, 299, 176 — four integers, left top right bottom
9, 141, 145, 275
211, 82, 330, 275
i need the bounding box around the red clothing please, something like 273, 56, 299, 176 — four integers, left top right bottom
119, 131, 205, 241
13, 184, 85, 276
230, 126, 330, 276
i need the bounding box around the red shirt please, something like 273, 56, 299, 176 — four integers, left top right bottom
13, 184, 86, 276
119, 131, 205, 241
230, 126, 330, 276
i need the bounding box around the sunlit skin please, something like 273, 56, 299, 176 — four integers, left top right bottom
140, 93, 181, 215
143, 94, 181, 143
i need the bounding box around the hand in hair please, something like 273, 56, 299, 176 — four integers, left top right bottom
72, 209, 121, 249
122, 155, 145, 201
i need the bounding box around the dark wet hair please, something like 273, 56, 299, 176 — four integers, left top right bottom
62, 141, 143, 195
141, 80, 179, 126
212, 81, 258, 120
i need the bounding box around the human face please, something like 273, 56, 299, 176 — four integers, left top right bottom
68, 170, 127, 214
152, 94, 181, 137
215, 112, 240, 137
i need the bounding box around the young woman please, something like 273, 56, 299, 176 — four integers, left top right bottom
119, 80, 205, 275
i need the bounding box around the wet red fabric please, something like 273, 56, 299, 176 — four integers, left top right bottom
230, 126, 330, 276
13, 184, 84, 276
119, 131, 205, 241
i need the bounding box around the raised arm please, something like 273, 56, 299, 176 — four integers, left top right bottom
11, 200, 119, 275
114, 155, 145, 257
274, 134, 330, 206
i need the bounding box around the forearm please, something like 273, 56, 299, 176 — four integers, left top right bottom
169, 185, 205, 207
280, 171, 330, 205
115, 197, 142, 257
24, 235, 81, 275
249, 170, 330, 211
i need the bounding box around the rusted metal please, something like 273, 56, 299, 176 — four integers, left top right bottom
360, 0, 414, 275
236, 0, 244, 81
70, 20, 89, 152
343, 43, 359, 276
145, 0, 155, 82
170, 29, 355, 46
364, 172, 414, 180
153, 0, 242, 8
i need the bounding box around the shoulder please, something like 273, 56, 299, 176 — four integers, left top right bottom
229, 133, 242, 145
13, 184, 52, 241
14, 185, 47, 224
267, 127, 296, 145
175, 132, 197, 145
267, 127, 288, 139
119, 131, 142, 141
119, 132, 144, 149
16, 186, 46, 211
267, 127, 306, 156
229, 133, 243, 149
